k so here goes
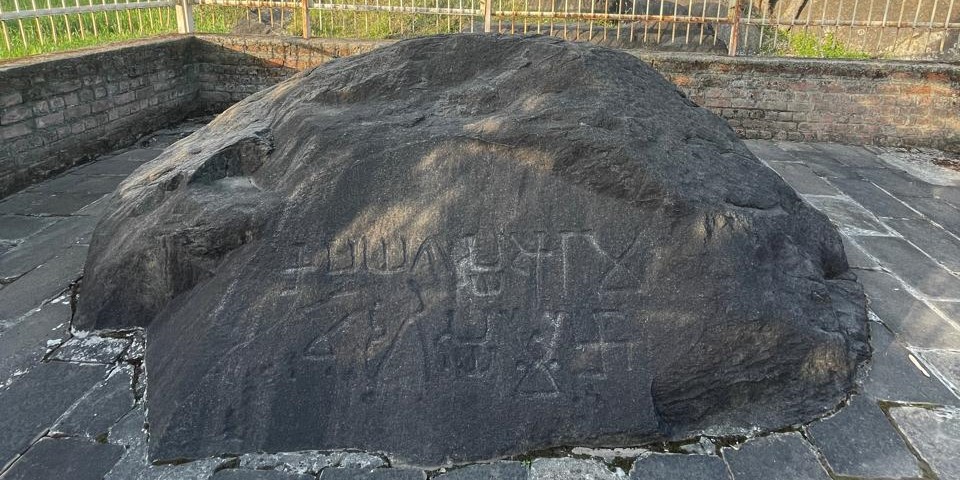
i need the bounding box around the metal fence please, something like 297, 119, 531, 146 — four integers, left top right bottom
2, 0, 959, 60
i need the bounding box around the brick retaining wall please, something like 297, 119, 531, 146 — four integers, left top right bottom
0, 38, 199, 198
194, 35, 960, 153
639, 53, 960, 154
1, 34, 958, 198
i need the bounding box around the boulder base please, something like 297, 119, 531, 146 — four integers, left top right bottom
75, 34, 868, 467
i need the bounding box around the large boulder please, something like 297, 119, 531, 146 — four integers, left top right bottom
75, 34, 868, 467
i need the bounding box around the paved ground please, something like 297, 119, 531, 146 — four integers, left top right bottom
1, 128, 959, 479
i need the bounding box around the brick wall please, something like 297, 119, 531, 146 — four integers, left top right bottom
0, 37, 199, 197
638, 52, 960, 153
194, 35, 388, 112
192, 35, 960, 154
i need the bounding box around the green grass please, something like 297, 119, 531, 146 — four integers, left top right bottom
0, 1, 246, 59
760, 28, 872, 59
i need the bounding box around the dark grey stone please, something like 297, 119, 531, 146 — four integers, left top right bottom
319, 468, 426, 480
0, 301, 71, 384
212, 469, 314, 480
629, 453, 730, 480
765, 162, 841, 196
0, 191, 107, 216
529, 458, 618, 480
52, 365, 135, 439
885, 218, 960, 273
828, 177, 918, 219
76, 36, 868, 467
0, 214, 97, 282
807, 395, 921, 478
0, 215, 56, 242
858, 270, 960, 349
0, 245, 87, 324
0, 437, 123, 480
0, 362, 107, 469
888, 406, 960, 480
803, 196, 889, 235
722, 433, 830, 480
49, 335, 131, 364
862, 322, 959, 405
906, 197, 960, 236
856, 236, 960, 299
435, 462, 528, 480
919, 350, 960, 398
841, 235, 879, 270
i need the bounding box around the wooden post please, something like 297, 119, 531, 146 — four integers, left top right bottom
483, 0, 492, 32
175, 0, 194, 34
727, 0, 741, 56
301, 0, 311, 38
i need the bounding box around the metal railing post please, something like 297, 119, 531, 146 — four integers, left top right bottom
727, 0, 741, 55
483, 0, 492, 32
175, 0, 194, 33
302, 0, 310, 38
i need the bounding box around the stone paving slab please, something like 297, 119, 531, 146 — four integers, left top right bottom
0, 437, 123, 480
862, 322, 960, 406
211, 469, 314, 480
629, 453, 729, 480
802, 196, 890, 236
0, 191, 108, 216
722, 433, 829, 480
809, 143, 887, 169
855, 236, 960, 299
888, 406, 960, 480
857, 270, 960, 349
827, 177, 918, 219
528, 458, 620, 480
52, 366, 135, 440
0, 246, 87, 325
319, 468, 427, 480
918, 350, 960, 398
48, 335, 131, 364
765, 161, 841, 195
884, 218, 960, 273
434, 462, 529, 479
806, 395, 921, 478
0, 215, 56, 243
904, 197, 960, 234
0, 215, 97, 282
841, 235, 880, 270
0, 362, 107, 470
0, 300, 70, 384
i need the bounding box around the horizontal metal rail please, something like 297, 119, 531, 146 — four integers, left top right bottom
741, 18, 960, 30
491, 11, 730, 23
313, 2, 478, 16
193, 0, 300, 8
0, 0, 174, 21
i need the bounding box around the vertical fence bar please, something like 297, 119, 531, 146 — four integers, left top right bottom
942, 0, 955, 52
176, 0, 194, 32
0, 2, 11, 51
482, 0, 490, 32
301, 0, 310, 37
728, 0, 741, 55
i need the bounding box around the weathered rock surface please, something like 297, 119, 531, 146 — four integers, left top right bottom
75, 34, 868, 467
